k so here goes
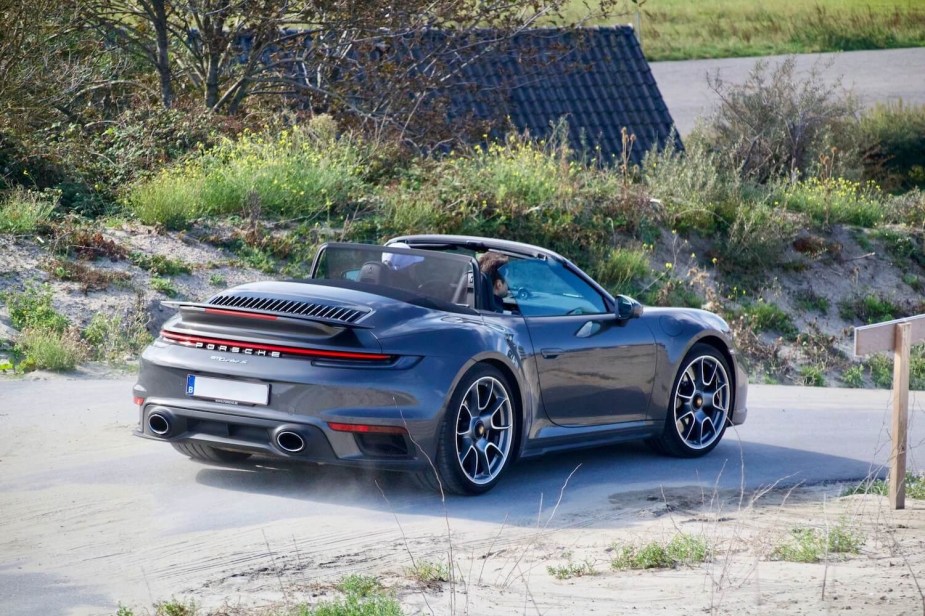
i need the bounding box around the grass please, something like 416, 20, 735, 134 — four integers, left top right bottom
546, 553, 599, 580
591, 246, 651, 295
846, 473, 925, 500
792, 289, 830, 315
405, 560, 450, 584
838, 293, 902, 324
15, 327, 85, 372
864, 345, 925, 390
0, 187, 56, 234
565, 0, 925, 61
83, 312, 151, 363
150, 277, 179, 297
771, 522, 863, 563
610, 533, 710, 570
778, 177, 884, 228
799, 364, 826, 387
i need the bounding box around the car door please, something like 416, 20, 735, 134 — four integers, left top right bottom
503, 257, 658, 427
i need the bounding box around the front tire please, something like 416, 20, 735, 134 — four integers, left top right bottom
653, 343, 732, 458
420, 364, 516, 495
171, 442, 252, 464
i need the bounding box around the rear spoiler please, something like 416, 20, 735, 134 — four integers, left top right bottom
161, 301, 374, 329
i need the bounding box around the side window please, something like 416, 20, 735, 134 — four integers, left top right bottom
502, 258, 607, 317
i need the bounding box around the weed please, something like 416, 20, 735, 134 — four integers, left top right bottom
779, 177, 884, 228
15, 327, 85, 372
611, 533, 710, 570
838, 293, 901, 324
52, 223, 128, 261
0, 187, 56, 234
798, 364, 826, 387
129, 252, 192, 276
871, 227, 924, 268
405, 559, 449, 584
846, 473, 925, 500
841, 364, 863, 388
43, 258, 131, 292
208, 274, 226, 287
771, 522, 863, 563
1, 284, 69, 333
741, 301, 798, 339
83, 312, 151, 363
546, 554, 598, 580
859, 101, 925, 192
152, 599, 197, 616
126, 171, 203, 230
867, 353, 893, 389
335, 575, 383, 598
150, 277, 179, 298
717, 203, 800, 272
792, 288, 829, 314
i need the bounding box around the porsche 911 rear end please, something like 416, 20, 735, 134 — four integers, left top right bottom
133, 245, 481, 473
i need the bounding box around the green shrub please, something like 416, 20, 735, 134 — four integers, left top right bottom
2, 284, 69, 333
842, 364, 863, 388
643, 137, 739, 232
859, 102, 925, 192
741, 301, 798, 339
83, 312, 151, 363
150, 277, 179, 298
847, 473, 925, 500
15, 327, 84, 371
0, 187, 57, 234
838, 294, 901, 324
792, 288, 829, 314
547, 558, 598, 580
799, 364, 826, 387
716, 202, 800, 272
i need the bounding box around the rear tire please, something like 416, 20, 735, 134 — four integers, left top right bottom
419, 364, 516, 495
653, 343, 732, 458
171, 442, 252, 464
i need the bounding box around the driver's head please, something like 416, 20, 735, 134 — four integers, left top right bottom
478, 251, 509, 298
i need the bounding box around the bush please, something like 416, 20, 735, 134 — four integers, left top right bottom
590, 246, 651, 295
15, 327, 84, 371
699, 57, 860, 183
2, 284, 69, 333
0, 187, 57, 234
611, 534, 710, 570
716, 202, 801, 271
859, 102, 925, 192
83, 312, 151, 363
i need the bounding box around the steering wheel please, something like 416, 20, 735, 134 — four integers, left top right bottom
515, 287, 532, 300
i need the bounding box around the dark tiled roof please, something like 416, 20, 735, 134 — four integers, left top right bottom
425, 26, 679, 165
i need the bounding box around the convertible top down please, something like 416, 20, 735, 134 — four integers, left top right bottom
134, 235, 747, 494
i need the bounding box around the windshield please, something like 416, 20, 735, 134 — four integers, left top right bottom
312, 243, 477, 308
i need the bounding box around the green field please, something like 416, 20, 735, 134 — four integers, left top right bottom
568, 0, 925, 60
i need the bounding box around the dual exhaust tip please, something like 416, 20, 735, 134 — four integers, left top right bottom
146, 410, 306, 454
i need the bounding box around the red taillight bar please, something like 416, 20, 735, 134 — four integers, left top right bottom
328, 422, 407, 435
133, 396, 145, 406
160, 330, 392, 361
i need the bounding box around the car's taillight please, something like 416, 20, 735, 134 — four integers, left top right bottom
328, 422, 407, 435
133, 396, 145, 406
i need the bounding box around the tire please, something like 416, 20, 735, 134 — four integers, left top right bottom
419, 364, 517, 495
171, 442, 252, 464
653, 343, 732, 458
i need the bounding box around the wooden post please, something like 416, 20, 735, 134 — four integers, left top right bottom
890, 322, 911, 509
854, 314, 925, 510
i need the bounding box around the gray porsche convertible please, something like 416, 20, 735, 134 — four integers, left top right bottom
133, 235, 748, 494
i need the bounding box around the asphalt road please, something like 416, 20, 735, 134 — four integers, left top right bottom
650, 47, 925, 136
1, 376, 923, 614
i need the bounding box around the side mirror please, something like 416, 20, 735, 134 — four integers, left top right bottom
615, 295, 644, 320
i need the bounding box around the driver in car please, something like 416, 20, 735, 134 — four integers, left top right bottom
478, 252, 510, 312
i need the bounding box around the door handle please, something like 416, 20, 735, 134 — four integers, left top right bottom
541, 348, 565, 359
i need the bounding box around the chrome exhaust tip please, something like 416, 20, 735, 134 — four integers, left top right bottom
148, 412, 171, 436
275, 430, 305, 453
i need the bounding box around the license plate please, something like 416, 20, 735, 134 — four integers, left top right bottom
186, 375, 269, 406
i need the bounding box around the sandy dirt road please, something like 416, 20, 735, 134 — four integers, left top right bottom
1, 376, 924, 615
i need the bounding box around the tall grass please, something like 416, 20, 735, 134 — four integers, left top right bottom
0, 187, 56, 234
565, 0, 925, 60
126, 117, 369, 228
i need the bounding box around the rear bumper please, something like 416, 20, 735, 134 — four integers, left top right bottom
135, 402, 430, 471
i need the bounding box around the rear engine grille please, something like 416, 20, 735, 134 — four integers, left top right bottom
208, 294, 368, 324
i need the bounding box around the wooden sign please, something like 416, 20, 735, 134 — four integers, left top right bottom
854, 316, 924, 510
